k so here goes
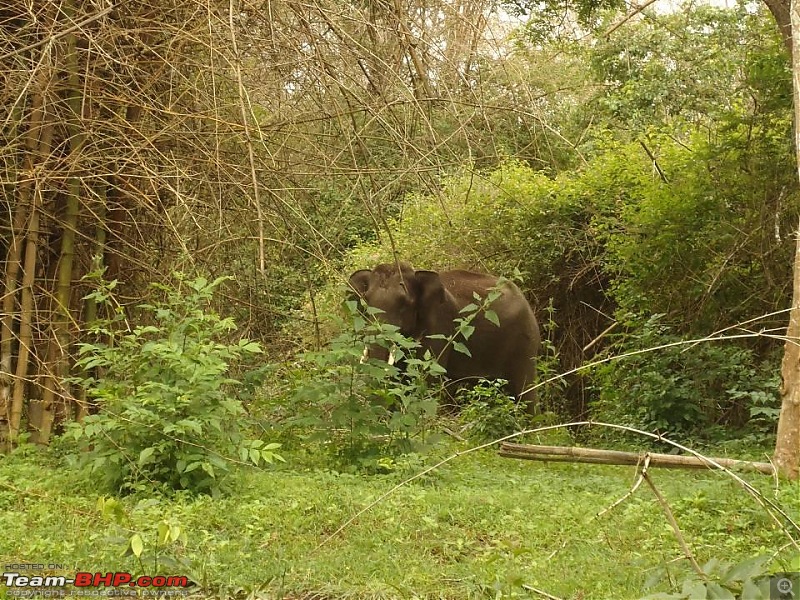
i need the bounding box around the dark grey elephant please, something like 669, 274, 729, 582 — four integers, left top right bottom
348, 262, 540, 406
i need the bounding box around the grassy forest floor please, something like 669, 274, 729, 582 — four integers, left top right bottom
1, 435, 797, 599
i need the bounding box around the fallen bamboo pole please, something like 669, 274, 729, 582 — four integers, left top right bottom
499, 443, 776, 475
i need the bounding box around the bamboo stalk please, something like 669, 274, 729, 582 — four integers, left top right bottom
31, 3, 87, 444
0, 95, 44, 448
10, 61, 56, 444
228, 0, 266, 277
499, 443, 776, 475
12, 183, 44, 443
75, 189, 108, 422
643, 471, 706, 578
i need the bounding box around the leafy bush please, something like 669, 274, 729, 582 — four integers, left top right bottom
458, 380, 528, 442
286, 303, 446, 469
343, 159, 612, 418
335, 3, 795, 432
67, 273, 281, 495
285, 287, 516, 467
591, 314, 781, 438
643, 554, 796, 600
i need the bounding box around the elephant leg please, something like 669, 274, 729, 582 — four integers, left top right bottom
506, 358, 537, 413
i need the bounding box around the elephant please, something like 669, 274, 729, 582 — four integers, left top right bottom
348, 262, 540, 407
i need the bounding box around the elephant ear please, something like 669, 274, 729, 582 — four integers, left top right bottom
348, 270, 372, 298
347, 270, 372, 312
413, 270, 455, 356
414, 270, 446, 307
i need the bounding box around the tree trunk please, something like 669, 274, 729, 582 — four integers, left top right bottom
775, 223, 800, 479
765, 0, 792, 57
772, 0, 800, 480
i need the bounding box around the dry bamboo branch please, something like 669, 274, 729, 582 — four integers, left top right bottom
643, 471, 706, 579
392, 0, 432, 99
228, 0, 266, 277
0, 4, 113, 62
0, 0, 599, 437
596, 454, 649, 519
499, 443, 776, 475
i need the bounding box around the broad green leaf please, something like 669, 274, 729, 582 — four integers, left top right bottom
176, 419, 203, 434
790, 553, 800, 572
238, 340, 263, 353
138, 447, 155, 466
184, 461, 201, 473
453, 342, 472, 357
428, 361, 447, 375
681, 579, 707, 599
157, 522, 170, 544
705, 582, 735, 599
720, 554, 769, 584
741, 578, 768, 600
459, 324, 475, 339
130, 534, 144, 558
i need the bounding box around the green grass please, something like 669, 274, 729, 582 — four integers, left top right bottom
0, 440, 797, 599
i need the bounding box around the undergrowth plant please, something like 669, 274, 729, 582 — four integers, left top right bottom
533, 298, 568, 418
591, 313, 781, 441
287, 288, 509, 469
67, 272, 281, 496
458, 379, 526, 442
287, 303, 445, 469
644, 554, 800, 600
96, 496, 199, 584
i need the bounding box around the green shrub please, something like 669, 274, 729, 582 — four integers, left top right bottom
67, 273, 281, 496
458, 380, 527, 442
284, 288, 517, 468
643, 554, 791, 600
590, 313, 781, 439
285, 303, 446, 469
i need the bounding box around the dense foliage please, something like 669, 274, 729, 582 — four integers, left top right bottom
283, 308, 445, 468
67, 275, 280, 495
337, 3, 796, 438
3, 0, 793, 444
1, 0, 798, 598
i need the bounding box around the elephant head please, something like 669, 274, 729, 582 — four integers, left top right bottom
348, 262, 540, 406
347, 262, 457, 363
